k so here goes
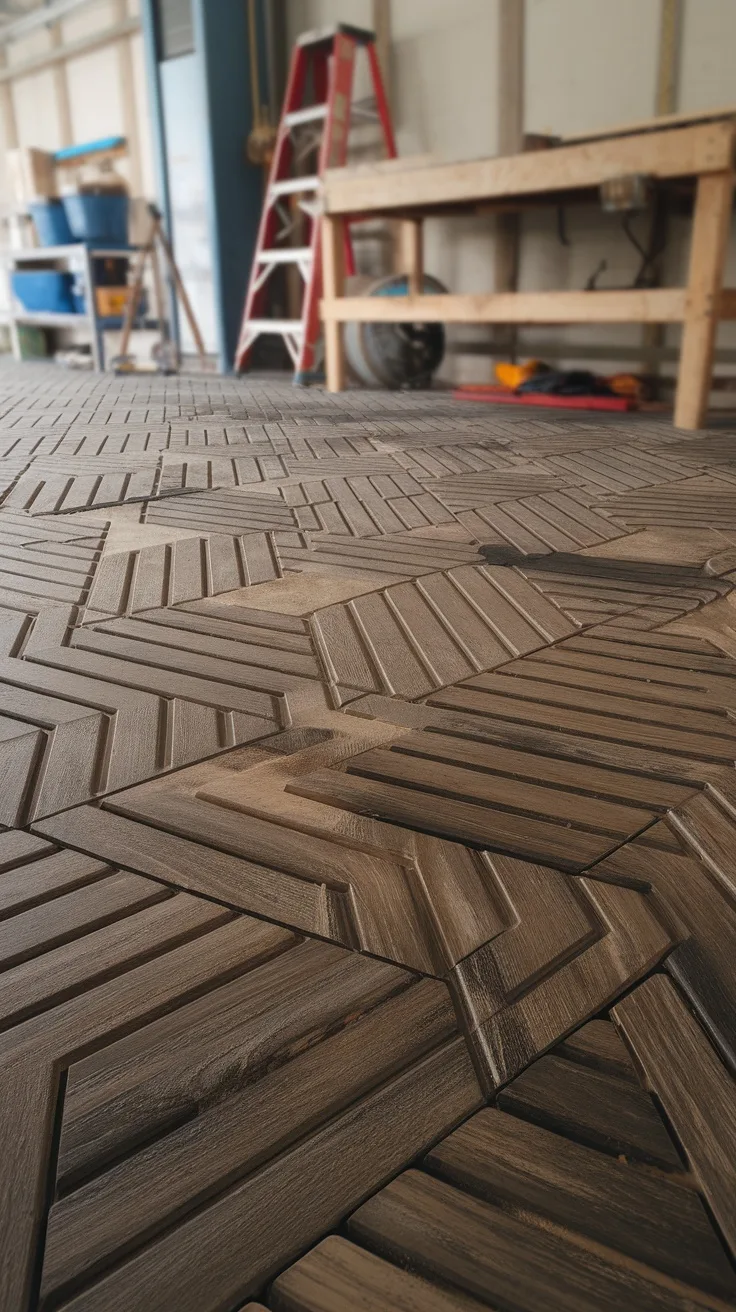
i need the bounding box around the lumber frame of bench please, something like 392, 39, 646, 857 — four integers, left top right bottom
320, 119, 736, 427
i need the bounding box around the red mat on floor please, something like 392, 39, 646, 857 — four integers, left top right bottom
452, 385, 633, 412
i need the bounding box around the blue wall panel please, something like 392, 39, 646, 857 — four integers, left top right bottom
193, 0, 263, 372
141, 0, 264, 372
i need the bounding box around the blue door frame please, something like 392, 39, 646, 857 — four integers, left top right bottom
140, 0, 265, 373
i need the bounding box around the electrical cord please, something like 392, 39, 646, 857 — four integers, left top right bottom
621, 211, 668, 288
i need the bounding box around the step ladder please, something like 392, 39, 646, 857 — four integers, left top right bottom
235, 23, 396, 384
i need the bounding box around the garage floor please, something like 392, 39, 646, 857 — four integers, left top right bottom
1, 361, 735, 1311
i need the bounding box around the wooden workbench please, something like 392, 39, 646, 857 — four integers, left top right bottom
320, 115, 736, 429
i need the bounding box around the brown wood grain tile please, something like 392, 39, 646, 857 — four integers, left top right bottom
0, 366, 734, 1309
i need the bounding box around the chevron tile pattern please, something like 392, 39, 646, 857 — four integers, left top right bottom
0, 361, 733, 1311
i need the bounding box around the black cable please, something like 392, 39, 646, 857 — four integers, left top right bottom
557, 206, 570, 246
622, 211, 668, 288
585, 258, 608, 291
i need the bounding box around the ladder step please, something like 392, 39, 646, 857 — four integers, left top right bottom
270, 175, 320, 197
246, 320, 304, 335
237, 19, 395, 379
296, 23, 376, 50
284, 104, 328, 128
257, 247, 313, 265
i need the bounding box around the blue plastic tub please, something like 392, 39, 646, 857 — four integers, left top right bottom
11, 270, 80, 314
62, 192, 129, 244
28, 200, 74, 247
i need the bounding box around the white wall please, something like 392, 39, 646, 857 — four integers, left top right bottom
0, 0, 154, 211
525, 0, 660, 139
288, 0, 736, 386
0, 0, 156, 329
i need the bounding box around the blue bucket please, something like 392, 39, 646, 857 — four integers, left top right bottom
11, 270, 80, 314
28, 200, 74, 247
62, 192, 129, 244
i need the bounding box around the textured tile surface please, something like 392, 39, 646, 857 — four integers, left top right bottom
0, 362, 733, 1310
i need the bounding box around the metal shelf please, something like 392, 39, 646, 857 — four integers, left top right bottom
15, 311, 92, 327
4, 243, 140, 370
8, 244, 136, 262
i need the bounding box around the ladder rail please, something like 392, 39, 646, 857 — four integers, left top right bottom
366, 41, 397, 158
297, 29, 359, 380
235, 26, 398, 381
235, 41, 308, 363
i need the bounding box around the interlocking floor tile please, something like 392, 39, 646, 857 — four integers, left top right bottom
265, 992, 734, 1312
0, 362, 734, 1309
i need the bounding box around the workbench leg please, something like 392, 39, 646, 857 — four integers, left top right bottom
322, 214, 347, 392
674, 170, 734, 430
400, 219, 424, 295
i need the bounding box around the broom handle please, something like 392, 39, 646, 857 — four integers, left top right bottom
117, 226, 152, 358
155, 219, 207, 364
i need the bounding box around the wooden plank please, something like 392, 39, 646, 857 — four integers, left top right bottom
312, 562, 576, 697
0, 1055, 58, 1312
452, 867, 674, 1086
97, 616, 322, 679
55, 942, 409, 1187
598, 805, 736, 1068
323, 120, 736, 214
0, 893, 230, 1029
563, 102, 736, 145
0, 829, 54, 870
674, 170, 735, 429
270, 1235, 481, 1311
52, 635, 280, 717
426, 1107, 736, 1298
430, 679, 736, 762
552, 1020, 638, 1081
348, 692, 711, 787
321, 288, 687, 324
348, 1168, 695, 1312
347, 745, 654, 836
293, 765, 616, 868
44, 1039, 481, 1311
43, 978, 457, 1298
34, 803, 353, 946
0, 915, 297, 1311
497, 1053, 683, 1169
387, 729, 688, 810
613, 973, 736, 1251
494, 653, 735, 714
322, 214, 347, 392
0, 870, 165, 969
0, 850, 110, 916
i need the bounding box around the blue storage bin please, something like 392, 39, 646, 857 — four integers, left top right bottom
62, 192, 129, 244
28, 200, 74, 247
11, 270, 80, 315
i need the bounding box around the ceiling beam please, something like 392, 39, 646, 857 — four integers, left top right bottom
497, 0, 525, 157
0, 13, 139, 76
372, 0, 392, 107
494, 0, 525, 361
0, 0, 99, 43
656, 0, 683, 116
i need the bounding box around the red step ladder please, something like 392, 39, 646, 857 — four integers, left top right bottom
235, 23, 396, 384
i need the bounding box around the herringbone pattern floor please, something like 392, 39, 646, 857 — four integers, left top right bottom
0, 361, 734, 1312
